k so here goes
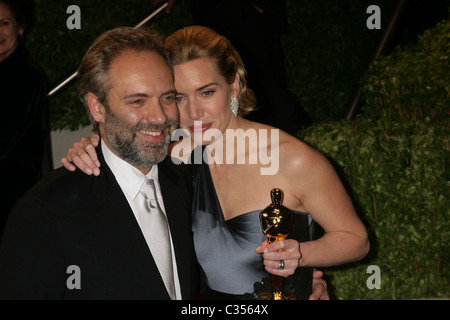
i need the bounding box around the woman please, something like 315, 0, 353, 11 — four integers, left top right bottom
62, 26, 369, 299
0, 0, 51, 233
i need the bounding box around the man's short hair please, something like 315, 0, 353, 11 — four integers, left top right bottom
77, 27, 172, 132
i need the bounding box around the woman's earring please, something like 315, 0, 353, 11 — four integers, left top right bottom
231, 97, 239, 117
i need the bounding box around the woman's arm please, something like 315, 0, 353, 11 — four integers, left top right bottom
61, 134, 101, 175
61, 133, 194, 174
257, 139, 369, 272
291, 144, 370, 267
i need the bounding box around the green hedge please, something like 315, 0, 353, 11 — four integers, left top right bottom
301, 118, 448, 299
299, 19, 449, 299
360, 17, 449, 125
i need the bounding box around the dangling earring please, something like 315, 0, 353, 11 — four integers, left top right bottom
230, 97, 239, 117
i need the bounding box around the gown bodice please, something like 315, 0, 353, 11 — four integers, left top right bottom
191, 161, 317, 299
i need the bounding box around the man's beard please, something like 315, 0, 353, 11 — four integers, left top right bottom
104, 108, 179, 168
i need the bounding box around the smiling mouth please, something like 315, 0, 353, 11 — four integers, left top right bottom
139, 130, 163, 136
137, 128, 168, 142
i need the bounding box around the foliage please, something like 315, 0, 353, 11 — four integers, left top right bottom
301, 118, 449, 299
360, 18, 450, 125
299, 19, 449, 299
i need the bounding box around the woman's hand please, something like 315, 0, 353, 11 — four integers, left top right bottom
256, 241, 330, 299
61, 134, 101, 175
255, 239, 302, 277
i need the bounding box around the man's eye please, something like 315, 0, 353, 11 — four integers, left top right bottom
202, 90, 215, 97
162, 95, 175, 103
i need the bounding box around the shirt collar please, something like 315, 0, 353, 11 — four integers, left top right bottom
101, 140, 159, 201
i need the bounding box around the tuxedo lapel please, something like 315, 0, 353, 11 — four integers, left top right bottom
92, 147, 171, 299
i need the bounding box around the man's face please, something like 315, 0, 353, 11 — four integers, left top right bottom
100, 50, 179, 172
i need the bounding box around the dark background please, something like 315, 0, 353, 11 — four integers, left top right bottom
23, 0, 449, 131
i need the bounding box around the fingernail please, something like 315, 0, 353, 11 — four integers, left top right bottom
86, 168, 92, 175
94, 168, 100, 176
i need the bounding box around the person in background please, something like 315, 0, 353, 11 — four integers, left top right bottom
0, 0, 52, 234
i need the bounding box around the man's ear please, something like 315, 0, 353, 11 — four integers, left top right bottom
87, 93, 106, 124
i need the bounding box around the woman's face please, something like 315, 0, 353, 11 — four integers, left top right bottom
0, 3, 23, 62
174, 58, 240, 145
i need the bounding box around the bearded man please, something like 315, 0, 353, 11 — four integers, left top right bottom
0, 27, 198, 300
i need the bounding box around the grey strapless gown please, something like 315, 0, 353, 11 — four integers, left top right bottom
191, 160, 319, 299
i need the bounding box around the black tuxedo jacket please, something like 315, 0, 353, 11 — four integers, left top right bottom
0, 148, 198, 299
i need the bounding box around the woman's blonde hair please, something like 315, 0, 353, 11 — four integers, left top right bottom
165, 25, 257, 116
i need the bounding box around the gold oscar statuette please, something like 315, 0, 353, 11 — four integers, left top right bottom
258, 188, 297, 300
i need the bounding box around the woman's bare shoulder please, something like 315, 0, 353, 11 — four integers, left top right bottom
277, 130, 330, 178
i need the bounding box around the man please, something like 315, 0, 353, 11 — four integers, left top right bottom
0, 27, 197, 299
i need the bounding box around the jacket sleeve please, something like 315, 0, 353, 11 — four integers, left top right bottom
0, 194, 66, 299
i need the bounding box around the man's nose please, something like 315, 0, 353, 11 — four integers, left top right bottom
143, 101, 168, 125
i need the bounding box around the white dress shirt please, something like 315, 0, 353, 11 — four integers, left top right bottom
101, 140, 182, 299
